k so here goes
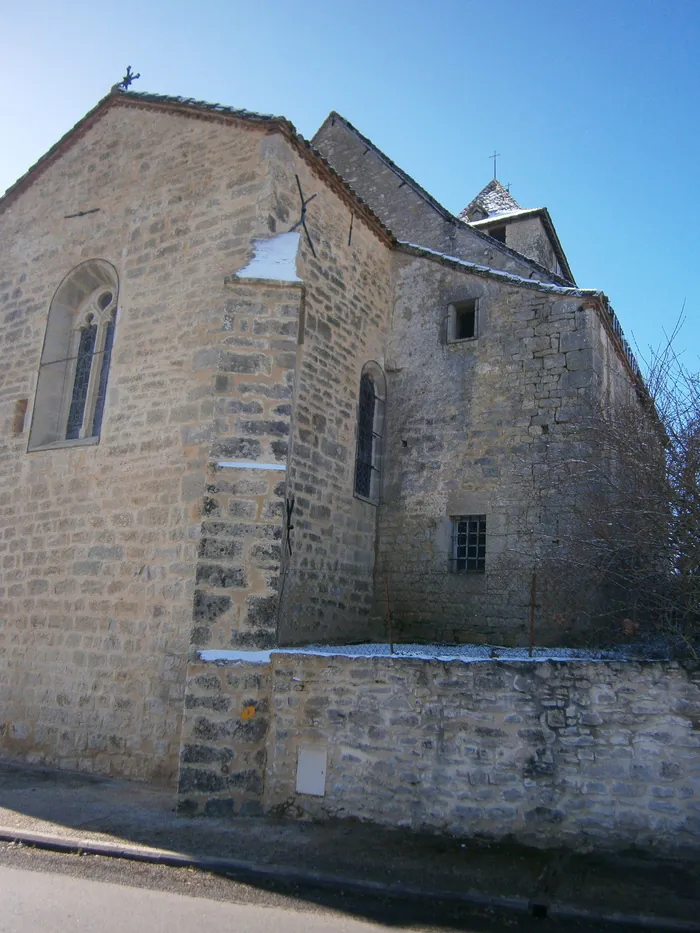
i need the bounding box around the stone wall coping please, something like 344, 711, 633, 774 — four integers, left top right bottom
224, 276, 304, 289
195, 644, 684, 667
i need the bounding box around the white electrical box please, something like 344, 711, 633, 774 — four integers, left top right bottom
296, 745, 327, 796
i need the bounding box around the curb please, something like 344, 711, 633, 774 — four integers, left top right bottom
1, 827, 698, 932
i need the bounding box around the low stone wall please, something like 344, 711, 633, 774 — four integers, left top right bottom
178, 651, 700, 851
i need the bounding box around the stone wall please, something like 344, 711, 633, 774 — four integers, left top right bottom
191, 278, 302, 653
0, 100, 280, 782
180, 650, 700, 852
177, 132, 395, 801
502, 217, 560, 276
0, 92, 397, 783
179, 655, 271, 816
262, 136, 394, 646
373, 251, 633, 645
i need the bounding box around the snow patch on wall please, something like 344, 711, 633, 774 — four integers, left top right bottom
198, 649, 273, 664
236, 231, 302, 282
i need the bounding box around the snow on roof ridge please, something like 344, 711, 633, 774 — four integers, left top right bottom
471, 207, 546, 224
398, 241, 597, 296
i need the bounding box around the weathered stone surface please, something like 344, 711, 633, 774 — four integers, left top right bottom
2, 91, 654, 799
178, 658, 272, 814
313, 116, 564, 283
261, 655, 700, 851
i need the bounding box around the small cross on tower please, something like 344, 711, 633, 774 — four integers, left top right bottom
489, 150, 501, 180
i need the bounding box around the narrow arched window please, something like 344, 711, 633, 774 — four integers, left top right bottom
29, 260, 118, 450
354, 362, 386, 504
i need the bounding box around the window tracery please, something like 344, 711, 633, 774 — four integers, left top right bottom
29, 261, 118, 451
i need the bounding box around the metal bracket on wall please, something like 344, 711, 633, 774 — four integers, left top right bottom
64, 208, 100, 219
290, 175, 317, 257
285, 496, 295, 556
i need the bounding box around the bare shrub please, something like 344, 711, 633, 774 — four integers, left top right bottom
505, 317, 700, 657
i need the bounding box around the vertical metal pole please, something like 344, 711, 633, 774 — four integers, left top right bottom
384, 574, 394, 655
529, 571, 537, 657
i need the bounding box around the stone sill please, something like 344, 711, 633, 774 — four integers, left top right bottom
27, 435, 100, 453
353, 492, 379, 508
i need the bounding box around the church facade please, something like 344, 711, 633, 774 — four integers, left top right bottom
0, 88, 643, 784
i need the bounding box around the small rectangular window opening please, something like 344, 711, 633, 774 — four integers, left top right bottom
490, 225, 506, 244
448, 300, 478, 343
452, 515, 486, 573
456, 305, 476, 340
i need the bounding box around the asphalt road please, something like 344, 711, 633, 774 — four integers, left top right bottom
0, 842, 660, 933
0, 863, 405, 933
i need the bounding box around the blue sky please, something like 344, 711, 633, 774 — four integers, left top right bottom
2, 0, 698, 368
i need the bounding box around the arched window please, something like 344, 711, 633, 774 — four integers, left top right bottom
29, 260, 118, 451
354, 362, 386, 504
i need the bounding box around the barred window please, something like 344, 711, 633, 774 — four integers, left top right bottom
452, 515, 486, 573
28, 260, 118, 451
353, 362, 385, 505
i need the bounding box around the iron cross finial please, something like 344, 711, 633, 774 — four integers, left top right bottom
490, 150, 501, 179
117, 66, 141, 90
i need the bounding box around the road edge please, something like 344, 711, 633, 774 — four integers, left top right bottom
0, 826, 697, 932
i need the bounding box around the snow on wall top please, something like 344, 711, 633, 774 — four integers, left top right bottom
198, 643, 628, 665
235, 231, 302, 282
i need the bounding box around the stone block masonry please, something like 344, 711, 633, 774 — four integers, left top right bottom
254, 134, 394, 647
179, 650, 700, 851
191, 279, 302, 652
3, 86, 656, 799
0, 102, 274, 783
376, 253, 627, 646
177, 273, 302, 809
178, 656, 271, 817
1, 92, 395, 784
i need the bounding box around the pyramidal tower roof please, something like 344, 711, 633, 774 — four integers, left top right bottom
460, 179, 521, 222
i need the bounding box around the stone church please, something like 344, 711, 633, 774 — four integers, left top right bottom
0, 86, 644, 787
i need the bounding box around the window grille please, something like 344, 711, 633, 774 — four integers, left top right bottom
452, 515, 486, 573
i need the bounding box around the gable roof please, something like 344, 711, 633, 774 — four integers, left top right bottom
0, 90, 394, 245
461, 179, 521, 220
470, 205, 575, 284
314, 112, 572, 286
